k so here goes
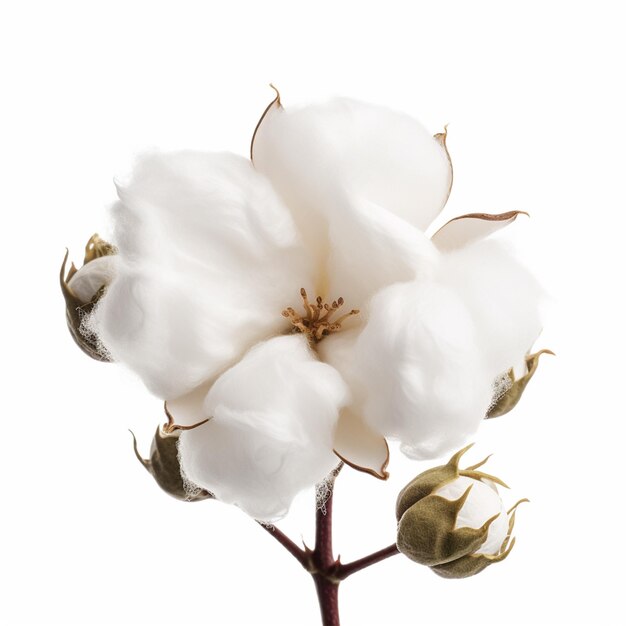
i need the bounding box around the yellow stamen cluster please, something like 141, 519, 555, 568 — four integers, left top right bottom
282, 288, 359, 342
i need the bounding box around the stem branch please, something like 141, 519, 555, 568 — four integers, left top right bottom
258, 521, 310, 569
256, 463, 398, 626
336, 543, 400, 580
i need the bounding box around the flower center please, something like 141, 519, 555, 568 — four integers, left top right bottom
282, 288, 360, 343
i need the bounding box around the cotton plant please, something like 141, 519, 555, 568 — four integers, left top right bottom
61, 87, 549, 626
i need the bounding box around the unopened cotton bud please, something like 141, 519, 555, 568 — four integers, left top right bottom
487, 349, 554, 418
131, 404, 212, 502
60, 234, 117, 361
396, 445, 526, 578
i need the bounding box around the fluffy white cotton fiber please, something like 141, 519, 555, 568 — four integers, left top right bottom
253, 98, 452, 233
90, 151, 313, 399
177, 335, 350, 521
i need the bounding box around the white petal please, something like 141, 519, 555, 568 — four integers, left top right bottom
177, 335, 350, 522
91, 151, 313, 398
333, 409, 389, 480
318, 329, 389, 479
435, 476, 509, 555
323, 237, 542, 459
324, 194, 438, 307
347, 280, 494, 460
67, 255, 118, 302
252, 96, 452, 235
431, 211, 527, 252
440, 240, 543, 376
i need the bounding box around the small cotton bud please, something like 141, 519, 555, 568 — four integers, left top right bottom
60, 234, 117, 361
130, 404, 213, 502
486, 349, 554, 418
396, 445, 526, 578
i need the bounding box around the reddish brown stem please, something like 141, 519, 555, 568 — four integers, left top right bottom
312, 480, 340, 626
313, 574, 340, 626
257, 522, 309, 569
336, 543, 400, 580
259, 464, 399, 626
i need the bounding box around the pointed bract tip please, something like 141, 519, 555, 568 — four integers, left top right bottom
447, 443, 474, 469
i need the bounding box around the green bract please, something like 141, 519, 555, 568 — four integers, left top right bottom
396, 445, 526, 578
487, 349, 554, 418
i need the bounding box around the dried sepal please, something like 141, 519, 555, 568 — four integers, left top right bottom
130, 407, 213, 502
83, 233, 116, 263
487, 349, 554, 418
61, 234, 117, 361
60, 253, 107, 361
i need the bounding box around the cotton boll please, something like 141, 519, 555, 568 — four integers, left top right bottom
91, 151, 314, 399
440, 240, 543, 378
252, 97, 452, 245
177, 335, 350, 522
435, 476, 509, 556
349, 280, 494, 460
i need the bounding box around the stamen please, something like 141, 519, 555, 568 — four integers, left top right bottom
300, 288, 313, 317
281, 288, 360, 343
333, 309, 360, 326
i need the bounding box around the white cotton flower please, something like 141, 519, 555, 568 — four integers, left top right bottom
84, 89, 543, 520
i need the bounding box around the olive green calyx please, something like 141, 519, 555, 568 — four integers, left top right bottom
60, 234, 117, 361
396, 444, 505, 520
487, 349, 554, 418
397, 485, 500, 566
130, 403, 213, 502
430, 498, 528, 578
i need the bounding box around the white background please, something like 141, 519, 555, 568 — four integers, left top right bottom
1, 1, 624, 625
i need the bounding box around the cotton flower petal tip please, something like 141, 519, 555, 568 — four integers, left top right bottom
333, 410, 390, 480
251, 92, 453, 233
431, 210, 529, 251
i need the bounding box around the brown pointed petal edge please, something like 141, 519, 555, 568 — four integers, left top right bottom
486, 349, 554, 418
434, 126, 453, 208
333, 410, 389, 480
431, 210, 529, 252
250, 83, 281, 162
